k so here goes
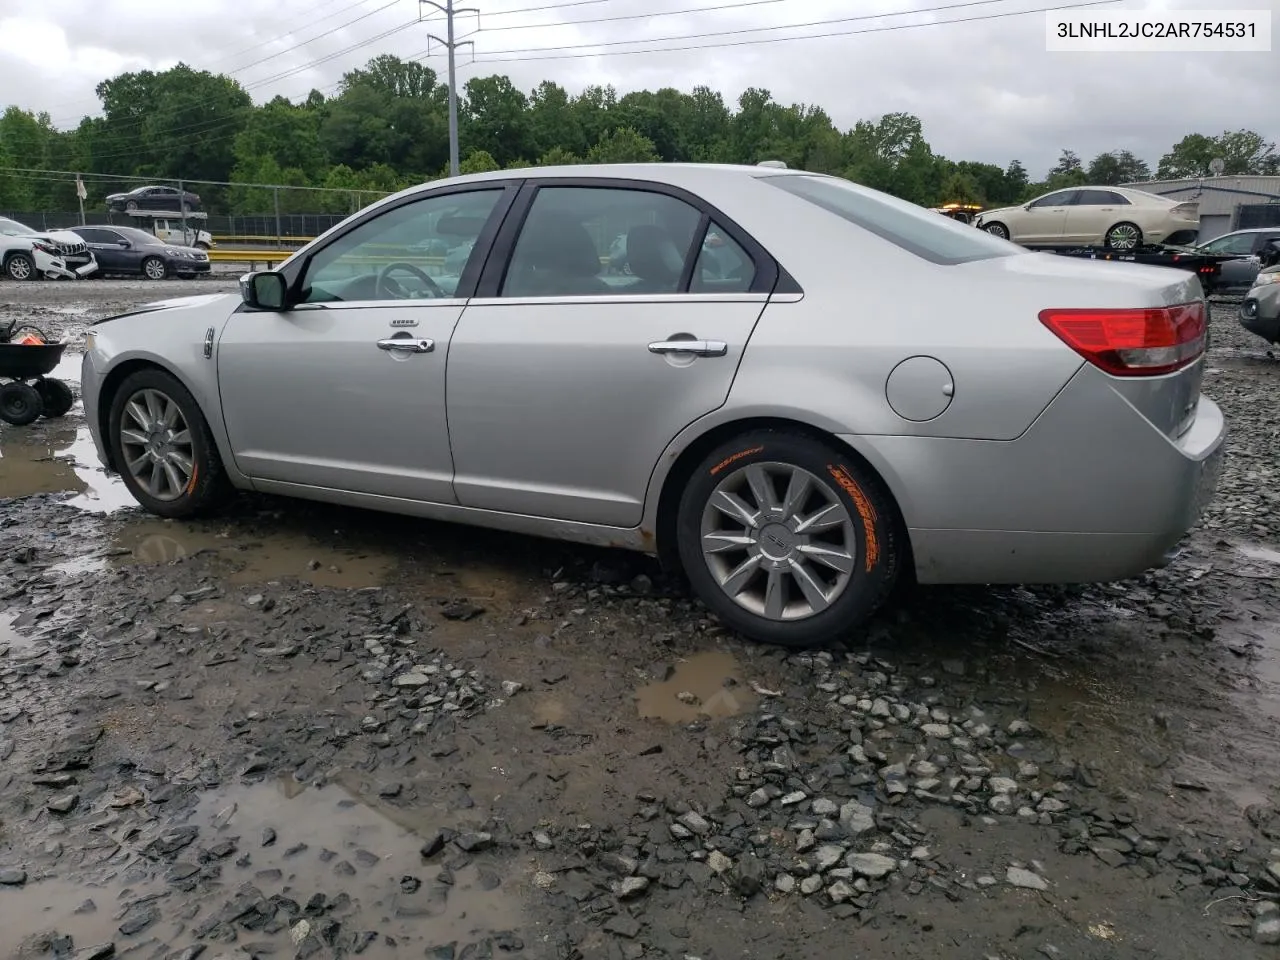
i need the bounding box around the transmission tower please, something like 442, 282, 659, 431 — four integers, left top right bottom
420, 0, 478, 177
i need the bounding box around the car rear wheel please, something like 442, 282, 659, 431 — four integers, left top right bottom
5, 252, 34, 281
142, 256, 167, 280
675, 430, 901, 648
107, 368, 230, 518
983, 221, 1009, 240
1104, 222, 1143, 251
0, 381, 42, 425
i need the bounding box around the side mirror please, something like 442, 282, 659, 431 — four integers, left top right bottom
240, 271, 288, 310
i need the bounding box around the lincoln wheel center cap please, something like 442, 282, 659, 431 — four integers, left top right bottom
758, 522, 801, 562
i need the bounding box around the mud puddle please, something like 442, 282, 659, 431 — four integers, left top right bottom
0, 609, 26, 651
0, 776, 529, 959
635, 650, 757, 722
112, 519, 393, 588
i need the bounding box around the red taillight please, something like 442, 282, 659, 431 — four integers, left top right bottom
1038, 302, 1207, 377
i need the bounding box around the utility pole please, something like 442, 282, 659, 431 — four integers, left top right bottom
420, 0, 477, 177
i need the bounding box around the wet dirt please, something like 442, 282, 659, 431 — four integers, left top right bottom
1, 283, 1279, 959
0, 775, 529, 959
112, 519, 393, 588
635, 650, 758, 722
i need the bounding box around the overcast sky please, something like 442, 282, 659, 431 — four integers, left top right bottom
0, 0, 1275, 178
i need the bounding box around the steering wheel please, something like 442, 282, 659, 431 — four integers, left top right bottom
377, 262, 444, 299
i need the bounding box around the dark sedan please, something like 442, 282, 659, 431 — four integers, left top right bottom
105, 185, 202, 213
69, 225, 211, 280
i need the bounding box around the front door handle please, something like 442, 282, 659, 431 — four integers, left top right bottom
648, 339, 727, 357
376, 337, 434, 353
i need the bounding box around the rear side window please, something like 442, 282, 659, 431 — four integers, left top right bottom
763, 174, 1022, 265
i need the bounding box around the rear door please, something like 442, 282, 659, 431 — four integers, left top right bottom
1063, 189, 1129, 243
445, 179, 778, 527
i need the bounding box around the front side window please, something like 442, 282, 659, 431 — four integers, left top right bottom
501, 186, 702, 297
300, 189, 503, 303
764, 174, 1021, 266
1030, 190, 1079, 208
1203, 232, 1257, 256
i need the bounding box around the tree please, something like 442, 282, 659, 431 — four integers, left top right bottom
459, 149, 500, 174
1086, 149, 1152, 185
586, 127, 659, 164
537, 146, 580, 166
1158, 129, 1278, 178
463, 75, 532, 167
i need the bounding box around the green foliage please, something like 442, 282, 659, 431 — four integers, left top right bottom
1, 53, 1277, 219
586, 127, 660, 164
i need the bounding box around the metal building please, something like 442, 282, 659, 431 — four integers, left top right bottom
1120, 175, 1280, 243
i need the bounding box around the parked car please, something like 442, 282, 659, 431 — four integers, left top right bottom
69, 225, 209, 280
80, 163, 1224, 647
1238, 240, 1280, 344
105, 185, 201, 213
974, 187, 1200, 250
0, 217, 98, 280
148, 218, 215, 250
1193, 227, 1280, 291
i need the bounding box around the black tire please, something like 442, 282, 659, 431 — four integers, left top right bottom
194, 242, 209, 250
675, 430, 901, 648
5, 252, 35, 281
107, 368, 231, 518
1104, 221, 1143, 251
34, 378, 75, 418
983, 221, 1010, 240
125, 200, 138, 212
141, 256, 167, 280
0, 381, 43, 426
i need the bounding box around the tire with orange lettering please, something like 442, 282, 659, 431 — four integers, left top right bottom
675, 429, 900, 647
107, 368, 231, 519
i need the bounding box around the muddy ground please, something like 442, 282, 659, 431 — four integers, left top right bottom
0, 278, 1278, 960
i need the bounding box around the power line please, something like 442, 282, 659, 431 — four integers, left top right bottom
463, 0, 1122, 61
477, 0, 786, 32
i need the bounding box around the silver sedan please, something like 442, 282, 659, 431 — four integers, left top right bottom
81, 162, 1226, 647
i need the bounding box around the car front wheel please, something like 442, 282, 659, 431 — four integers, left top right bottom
107, 368, 230, 518
5, 252, 35, 281
142, 256, 167, 280
983, 221, 1009, 240
675, 430, 901, 648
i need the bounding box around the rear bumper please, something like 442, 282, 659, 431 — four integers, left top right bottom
845, 366, 1227, 585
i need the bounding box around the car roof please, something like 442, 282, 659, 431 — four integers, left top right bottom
402, 162, 807, 193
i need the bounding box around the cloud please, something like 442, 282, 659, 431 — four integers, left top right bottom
1, 0, 1276, 177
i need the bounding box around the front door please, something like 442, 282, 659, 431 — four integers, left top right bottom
447, 182, 772, 528
79, 227, 135, 272
1019, 189, 1079, 244
216, 187, 509, 504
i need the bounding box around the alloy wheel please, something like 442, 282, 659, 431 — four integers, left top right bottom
118, 388, 195, 501
699, 461, 857, 621
1107, 224, 1140, 250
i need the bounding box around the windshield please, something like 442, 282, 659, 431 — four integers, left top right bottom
0, 217, 36, 237
762, 173, 1023, 265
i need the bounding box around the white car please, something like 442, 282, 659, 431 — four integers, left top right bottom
148, 218, 215, 250
974, 187, 1200, 251
0, 217, 98, 280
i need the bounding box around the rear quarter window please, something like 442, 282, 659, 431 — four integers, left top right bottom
762, 173, 1024, 265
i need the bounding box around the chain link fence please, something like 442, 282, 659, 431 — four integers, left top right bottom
1, 172, 399, 248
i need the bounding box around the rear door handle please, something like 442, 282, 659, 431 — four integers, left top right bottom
648, 339, 727, 357
377, 337, 434, 353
